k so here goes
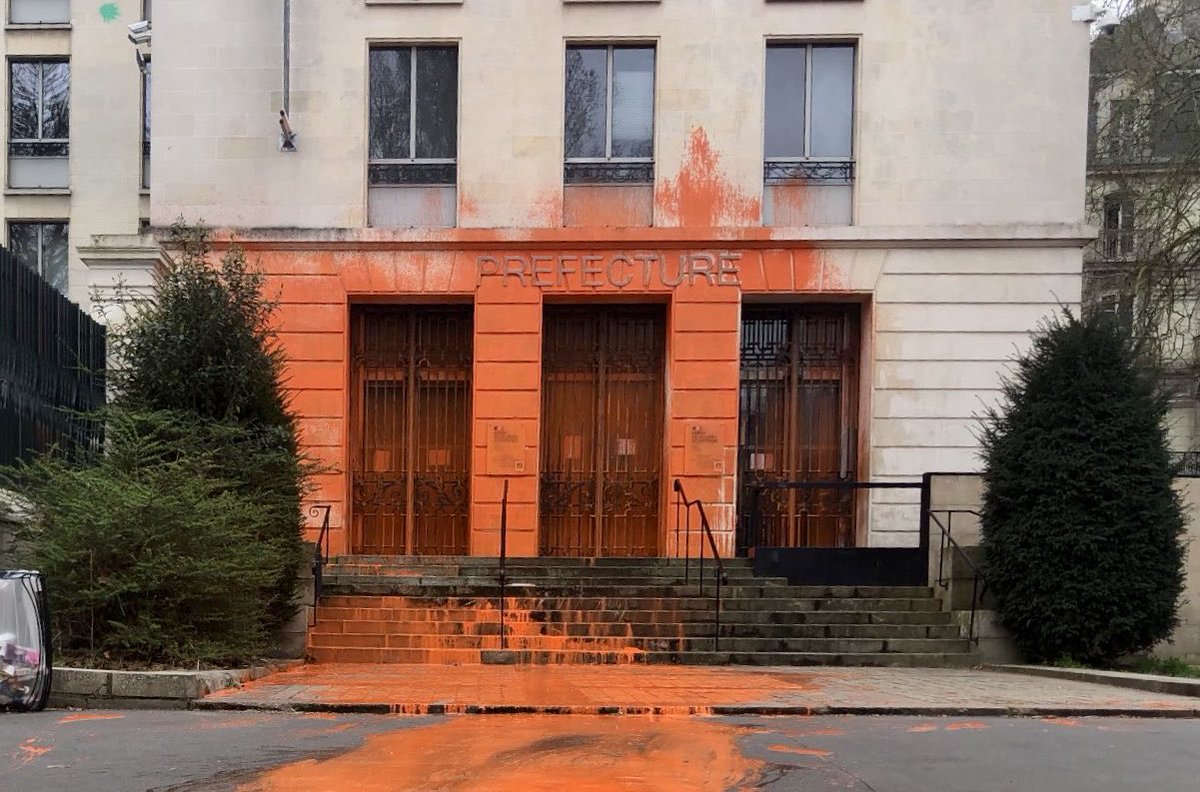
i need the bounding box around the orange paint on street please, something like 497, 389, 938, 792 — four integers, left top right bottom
768, 744, 832, 758
12, 739, 52, 767
906, 724, 939, 733
1043, 717, 1082, 727
56, 712, 126, 724
239, 716, 763, 791
945, 722, 989, 731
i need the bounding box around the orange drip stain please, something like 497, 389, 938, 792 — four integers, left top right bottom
12, 739, 52, 767
906, 724, 939, 733
945, 722, 989, 731
768, 745, 832, 758
56, 712, 125, 724
239, 715, 762, 791
656, 127, 761, 227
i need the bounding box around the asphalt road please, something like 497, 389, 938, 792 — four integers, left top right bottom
1, 709, 1199, 791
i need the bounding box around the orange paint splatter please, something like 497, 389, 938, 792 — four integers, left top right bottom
12, 739, 52, 767
56, 713, 125, 724
1042, 718, 1082, 727
239, 716, 762, 791
656, 127, 761, 227
945, 722, 989, 731
906, 724, 939, 733
768, 745, 832, 758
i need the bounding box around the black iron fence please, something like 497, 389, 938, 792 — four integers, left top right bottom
0, 247, 106, 467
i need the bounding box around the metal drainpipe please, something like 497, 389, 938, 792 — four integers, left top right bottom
283, 0, 291, 116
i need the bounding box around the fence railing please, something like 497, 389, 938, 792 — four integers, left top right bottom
928, 509, 986, 648
0, 247, 106, 467
672, 479, 727, 651
309, 505, 332, 621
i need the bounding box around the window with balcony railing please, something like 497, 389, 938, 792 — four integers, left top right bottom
8, 59, 69, 189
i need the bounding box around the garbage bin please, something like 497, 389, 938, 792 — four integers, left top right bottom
0, 571, 51, 712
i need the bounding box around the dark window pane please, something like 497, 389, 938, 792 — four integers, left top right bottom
611, 48, 654, 158
414, 47, 457, 160
369, 48, 411, 160
10, 63, 39, 140
565, 47, 607, 159
765, 46, 806, 158
42, 223, 69, 292
41, 62, 69, 140
143, 61, 152, 144
8, 223, 39, 275
810, 46, 854, 158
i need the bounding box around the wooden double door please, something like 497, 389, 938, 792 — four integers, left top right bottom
539, 306, 665, 557
737, 305, 860, 552
349, 306, 472, 555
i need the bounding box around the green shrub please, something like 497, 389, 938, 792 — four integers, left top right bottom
980, 310, 1186, 665
6, 411, 293, 665
108, 222, 309, 630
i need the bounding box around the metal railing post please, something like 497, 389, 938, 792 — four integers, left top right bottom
499, 479, 509, 652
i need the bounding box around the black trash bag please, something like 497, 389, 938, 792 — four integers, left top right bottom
0, 571, 51, 712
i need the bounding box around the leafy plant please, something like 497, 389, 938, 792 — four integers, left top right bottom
980, 310, 1186, 665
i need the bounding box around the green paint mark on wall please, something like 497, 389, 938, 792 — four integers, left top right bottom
99, 3, 120, 22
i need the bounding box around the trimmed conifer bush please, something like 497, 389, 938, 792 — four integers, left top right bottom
979, 310, 1186, 665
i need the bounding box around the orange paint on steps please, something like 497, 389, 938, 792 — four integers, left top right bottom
906, 723, 939, 733
56, 712, 125, 724
1042, 717, 1083, 727
239, 715, 764, 792
767, 745, 833, 758
656, 127, 761, 228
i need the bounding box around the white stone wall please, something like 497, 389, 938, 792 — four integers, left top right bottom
0, 3, 150, 312
151, 0, 1091, 230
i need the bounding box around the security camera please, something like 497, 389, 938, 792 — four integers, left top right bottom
128, 20, 151, 46
1097, 9, 1122, 35
279, 110, 298, 153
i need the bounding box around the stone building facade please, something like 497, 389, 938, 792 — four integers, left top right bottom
7, 0, 1093, 560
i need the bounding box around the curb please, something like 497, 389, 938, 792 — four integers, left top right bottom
190, 698, 1200, 718
50, 660, 304, 710
988, 664, 1200, 699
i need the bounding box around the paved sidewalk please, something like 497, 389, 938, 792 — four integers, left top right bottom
195, 664, 1200, 717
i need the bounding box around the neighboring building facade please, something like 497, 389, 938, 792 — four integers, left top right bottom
22, 0, 1092, 559
1085, 0, 1200, 455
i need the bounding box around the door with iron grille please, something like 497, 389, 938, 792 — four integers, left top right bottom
350, 306, 472, 555
737, 305, 860, 552
540, 306, 665, 557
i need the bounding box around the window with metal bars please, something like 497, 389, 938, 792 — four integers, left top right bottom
8, 221, 68, 294
368, 46, 458, 187
764, 43, 855, 185
564, 45, 655, 184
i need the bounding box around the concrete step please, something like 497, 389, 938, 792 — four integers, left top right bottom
325, 569, 784, 586
306, 646, 976, 667
308, 631, 969, 655
314, 604, 955, 627
468, 621, 962, 640
330, 555, 756, 570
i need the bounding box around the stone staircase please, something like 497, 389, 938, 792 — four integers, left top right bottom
307, 556, 977, 667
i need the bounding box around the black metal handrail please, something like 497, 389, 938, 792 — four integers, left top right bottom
672, 479, 727, 651
927, 509, 986, 648
497, 479, 509, 651
309, 505, 332, 622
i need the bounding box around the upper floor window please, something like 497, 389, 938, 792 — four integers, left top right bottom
9, 0, 70, 25
9, 221, 68, 293
368, 46, 458, 187
9, 59, 69, 189
763, 43, 855, 225
1103, 194, 1135, 259
1108, 98, 1136, 159
564, 45, 655, 184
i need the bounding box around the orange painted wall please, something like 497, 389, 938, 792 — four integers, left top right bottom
255, 241, 849, 558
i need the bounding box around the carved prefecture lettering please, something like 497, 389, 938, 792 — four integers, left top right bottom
476, 252, 742, 289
